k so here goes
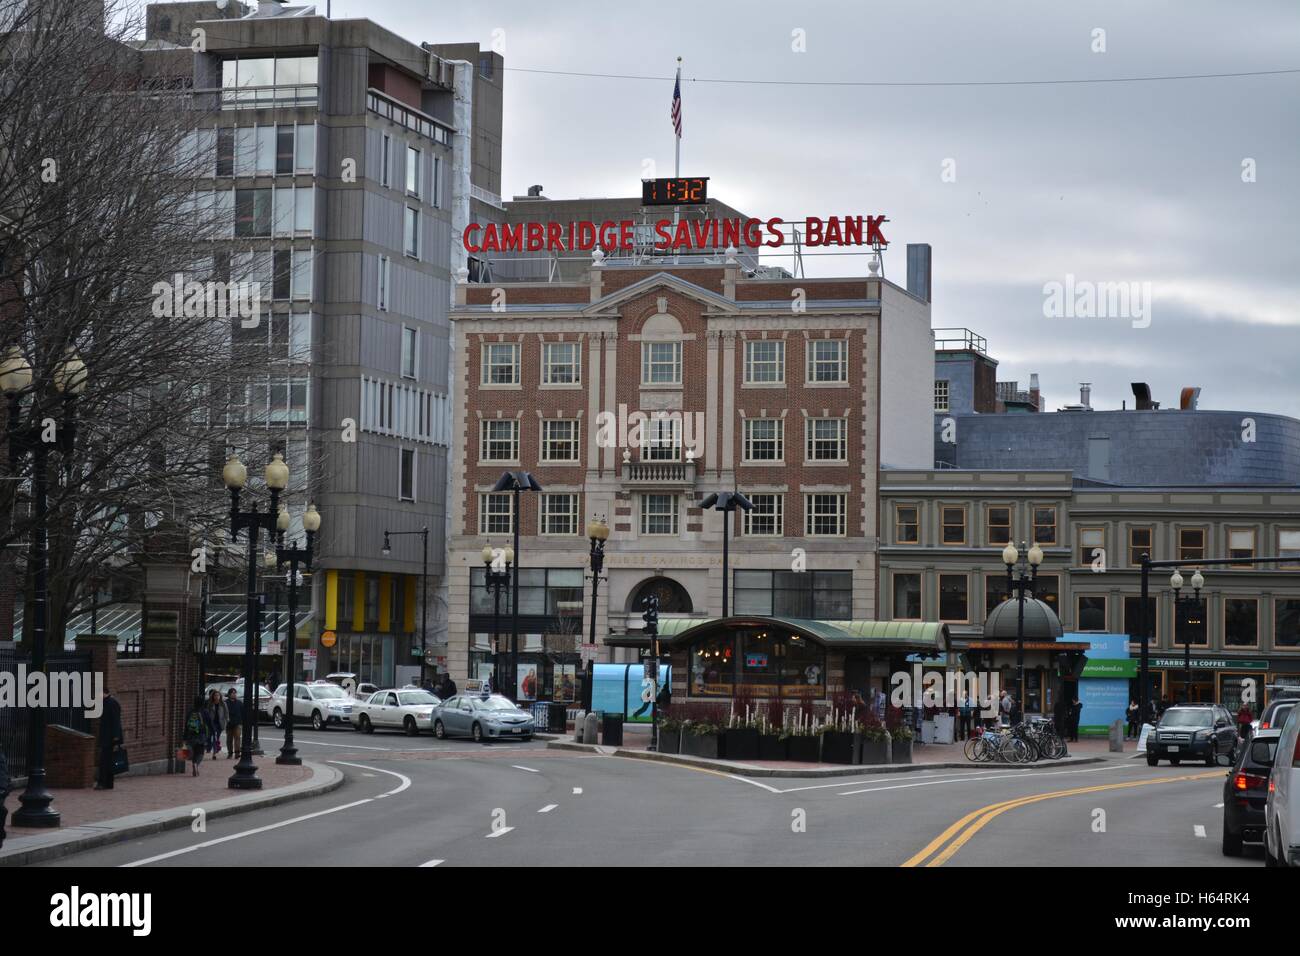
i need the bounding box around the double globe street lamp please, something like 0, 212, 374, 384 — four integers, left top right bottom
1001, 540, 1044, 717
273, 502, 320, 765
1169, 569, 1204, 705
2, 345, 88, 828
481, 544, 513, 693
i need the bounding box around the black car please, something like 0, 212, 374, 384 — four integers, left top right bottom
1146, 704, 1238, 766
1222, 729, 1282, 856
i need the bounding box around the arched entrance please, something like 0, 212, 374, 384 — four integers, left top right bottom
628, 577, 693, 614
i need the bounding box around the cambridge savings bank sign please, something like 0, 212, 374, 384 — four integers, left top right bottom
462, 215, 889, 254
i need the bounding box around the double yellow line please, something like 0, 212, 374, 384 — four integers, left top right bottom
902, 770, 1220, 867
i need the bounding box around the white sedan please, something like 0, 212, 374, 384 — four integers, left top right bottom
351, 688, 441, 736
269, 682, 355, 731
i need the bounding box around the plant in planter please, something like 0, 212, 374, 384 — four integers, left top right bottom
657, 714, 682, 754
818, 700, 857, 764
677, 702, 727, 759
782, 703, 821, 762
757, 698, 787, 760
723, 688, 761, 761
858, 718, 892, 765
889, 722, 913, 764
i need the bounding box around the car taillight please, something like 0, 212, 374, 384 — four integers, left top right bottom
1261, 721, 1270, 730
1234, 772, 1268, 791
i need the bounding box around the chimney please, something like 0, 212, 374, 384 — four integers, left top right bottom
1029, 373, 1041, 413
906, 243, 931, 303
527, 184, 544, 197
1079, 383, 1091, 409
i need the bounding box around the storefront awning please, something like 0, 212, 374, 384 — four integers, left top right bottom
31, 603, 316, 654
650, 616, 951, 653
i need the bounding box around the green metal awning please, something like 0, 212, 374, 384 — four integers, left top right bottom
650, 616, 950, 652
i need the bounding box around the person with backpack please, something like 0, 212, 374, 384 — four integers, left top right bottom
183, 697, 211, 776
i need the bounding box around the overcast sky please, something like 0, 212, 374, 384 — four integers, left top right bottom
337, 0, 1299, 417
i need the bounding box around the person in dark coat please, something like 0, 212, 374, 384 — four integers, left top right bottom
183, 697, 211, 776
1053, 694, 1070, 740
95, 690, 124, 790
439, 674, 457, 699
1067, 697, 1083, 742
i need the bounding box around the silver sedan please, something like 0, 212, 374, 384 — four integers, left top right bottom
432, 694, 535, 743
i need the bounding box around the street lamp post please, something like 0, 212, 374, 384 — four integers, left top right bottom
3, 345, 87, 828
275, 503, 320, 766
191, 626, 216, 702
1001, 540, 1044, 721
221, 450, 289, 790
1169, 569, 1204, 705
586, 518, 608, 714
700, 492, 753, 617
481, 544, 513, 692
383, 526, 430, 683
492, 471, 543, 700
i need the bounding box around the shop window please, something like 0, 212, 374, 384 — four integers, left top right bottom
1076, 595, 1107, 632
1223, 598, 1258, 647
689, 634, 734, 696
894, 573, 922, 620
1172, 596, 1207, 646
938, 574, 968, 623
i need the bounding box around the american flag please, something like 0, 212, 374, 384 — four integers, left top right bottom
671, 72, 682, 138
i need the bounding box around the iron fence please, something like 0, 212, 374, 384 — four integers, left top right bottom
0, 649, 94, 779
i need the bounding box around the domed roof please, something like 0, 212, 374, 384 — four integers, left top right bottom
982, 597, 1063, 640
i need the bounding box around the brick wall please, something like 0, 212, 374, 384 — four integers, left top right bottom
45, 724, 94, 788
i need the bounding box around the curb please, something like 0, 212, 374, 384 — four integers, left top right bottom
546, 741, 1106, 777
0, 760, 345, 867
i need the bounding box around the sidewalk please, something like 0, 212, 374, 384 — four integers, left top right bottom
550, 727, 1131, 778
0, 759, 343, 866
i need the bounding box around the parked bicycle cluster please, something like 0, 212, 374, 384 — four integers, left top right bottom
964, 718, 1068, 763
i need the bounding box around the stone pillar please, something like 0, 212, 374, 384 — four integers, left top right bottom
138, 538, 201, 774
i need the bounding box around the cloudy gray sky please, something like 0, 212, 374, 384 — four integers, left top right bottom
345, 0, 1298, 416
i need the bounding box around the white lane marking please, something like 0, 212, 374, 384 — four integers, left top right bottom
538, 804, 558, 813
778, 761, 1144, 796
572, 787, 583, 794
419, 859, 445, 867
512, 765, 540, 773
1194, 825, 1207, 838
725, 774, 783, 793
122, 761, 412, 867
1213, 802, 1224, 809
362, 773, 377, 777
485, 827, 514, 838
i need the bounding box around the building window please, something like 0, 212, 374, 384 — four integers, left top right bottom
1173, 597, 1207, 646
291, 249, 312, 300
540, 493, 579, 536
743, 494, 783, 536
938, 574, 968, 623
542, 342, 580, 385
643, 417, 681, 462
295, 123, 315, 173
743, 340, 784, 384
401, 326, 418, 379
1274, 598, 1300, 647
381, 133, 391, 188
404, 207, 419, 258
1228, 528, 1256, 561
480, 420, 519, 462
807, 339, 848, 383
806, 418, 847, 462
1178, 528, 1206, 562
640, 494, 679, 536
985, 574, 1011, 619
735, 570, 852, 618
1129, 526, 1152, 567
216, 127, 234, 176
895, 504, 919, 544
986, 505, 1011, 546
1124, 596, 1159, 644
1279, 530, 1300, 569
893, 573, 922, 620
1033, 505, 1057, 546
641, 342, 682, 385
941, 505, 967, 545
406, 145, 421, 198
269, 378, 308, 423
479, 54, 493, 79
742, 419, 783, 462
541, 420, 580, 463
399, 448, 416, 501
804, 493, 846, 536
478, 492, 513, 535
378, 256, 391, 311
1079, 527, 1105, 566
431, 155, 440, 207
275, 124, 295, 174
234, 188, 272, 236
481, 343, 519, 385
934, 380, 950, 413
1223, 598, 1258, 647
1076, 595, 1108, 632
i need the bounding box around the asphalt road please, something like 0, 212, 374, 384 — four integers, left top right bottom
41, 727, 1262, 867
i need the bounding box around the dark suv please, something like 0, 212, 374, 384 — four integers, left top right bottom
1147, 704, 1238, 766
1222, 729, 1281, 856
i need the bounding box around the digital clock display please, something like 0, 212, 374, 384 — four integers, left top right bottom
641, 177, 709, 206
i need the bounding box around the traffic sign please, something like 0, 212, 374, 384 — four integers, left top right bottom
320, 630, 336, 648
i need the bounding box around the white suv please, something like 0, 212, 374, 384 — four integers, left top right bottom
270, 682, 355, 731
1264, 705, 1300, 867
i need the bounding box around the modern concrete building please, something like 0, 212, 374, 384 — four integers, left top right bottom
445, 240, 937, 697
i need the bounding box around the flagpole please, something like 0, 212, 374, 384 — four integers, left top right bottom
673, 56, 681, 264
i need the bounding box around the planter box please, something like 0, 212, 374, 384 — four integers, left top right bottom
657, 728, 681, 754
859, 737, 890, 764
723, 727, 759, 762
786, 734, 821, 763
758, 733, 787, 761
892, 737, 913, 764
682, 731, 721, 759
820, 730, 855, 764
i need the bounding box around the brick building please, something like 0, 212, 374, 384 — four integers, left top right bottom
446, 242, 936, 694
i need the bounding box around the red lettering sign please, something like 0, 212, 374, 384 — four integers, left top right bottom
462, 217, 887, 253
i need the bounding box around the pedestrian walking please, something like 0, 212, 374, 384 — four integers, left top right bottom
1068, 697, 1083, 742
1236, 702, 1254, 740
1053, 694, 1070, 740
225, 687, 244, 759
959, 695, 973, 740
1126, 699, 1140, 740
439, 673, 457, 700
204, 689, 228, 758
183, 697, 211, 776
998, 690, 1013, 727
95, 689, 124, 790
